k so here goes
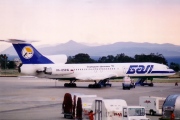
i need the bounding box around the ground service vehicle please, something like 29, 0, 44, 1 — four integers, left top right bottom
122, 106, 150, 120
92, 99, 150, 120
139, 96, 165, 115
162, 94, 180, 120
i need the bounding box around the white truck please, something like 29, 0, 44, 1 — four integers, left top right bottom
92, 99, 150, 120
139, 96, 165, 116
122, 76, 135, 90
123, 106, 150, 120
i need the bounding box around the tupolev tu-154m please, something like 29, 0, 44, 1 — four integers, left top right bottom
0, 39, 175, 88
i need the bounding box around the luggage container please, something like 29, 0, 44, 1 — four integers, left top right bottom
76, 96, 103, 119
62, 93, 99, 119
62, 93, 84, 119
92, 99, 150, 120
162, 94, 180, 120
139, 96, 165, 115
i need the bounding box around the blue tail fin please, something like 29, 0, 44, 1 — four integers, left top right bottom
13, 43, 54, 64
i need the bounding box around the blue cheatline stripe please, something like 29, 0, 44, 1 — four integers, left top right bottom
13, 43, 54, 64
151, 71, 175, 74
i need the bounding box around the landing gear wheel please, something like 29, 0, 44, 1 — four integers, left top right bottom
150, 83, 154, 87
150, 110, 155, 116
88, 84, 101, 88
97, 84, 101, 88
88, 84, 92, 88
64, 83, 76, 87
72, 83, 76, 87
64, 83, 68, 87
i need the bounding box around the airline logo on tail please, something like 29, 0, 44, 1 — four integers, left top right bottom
22, 46, 34, 59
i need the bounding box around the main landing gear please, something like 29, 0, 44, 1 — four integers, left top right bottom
135, 78, 154, 87
88, 79, 112, 88
64, 80, 77, 87
64, 79, 112, 88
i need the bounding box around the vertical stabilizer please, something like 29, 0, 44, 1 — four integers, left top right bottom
12, 43, 53, 64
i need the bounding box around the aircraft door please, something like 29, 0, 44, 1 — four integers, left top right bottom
123, 66, 126, 75
95, 100, 102, 120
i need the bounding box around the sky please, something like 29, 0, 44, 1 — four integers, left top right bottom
0, 0, 180, 52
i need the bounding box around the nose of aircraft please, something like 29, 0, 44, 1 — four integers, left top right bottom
169, 69, 175, 74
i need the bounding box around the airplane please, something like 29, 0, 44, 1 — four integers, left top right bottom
0, 39, 175, 88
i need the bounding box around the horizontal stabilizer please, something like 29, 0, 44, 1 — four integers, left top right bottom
0, 39, 38, 44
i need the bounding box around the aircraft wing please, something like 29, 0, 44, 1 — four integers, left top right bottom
76, 73, 118, 80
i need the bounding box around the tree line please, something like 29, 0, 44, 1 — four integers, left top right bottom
0, 53, 179, 72
0, 54, 16, 69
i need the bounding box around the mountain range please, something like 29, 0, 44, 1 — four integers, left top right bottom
1, 40, 180, 64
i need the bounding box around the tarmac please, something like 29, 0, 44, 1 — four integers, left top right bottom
0, 77, 180, 120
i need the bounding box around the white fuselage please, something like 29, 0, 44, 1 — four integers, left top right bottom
20, 62, 175, 80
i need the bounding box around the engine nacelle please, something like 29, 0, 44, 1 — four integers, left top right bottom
44, 67, 74, 75
20, 64, 38, 75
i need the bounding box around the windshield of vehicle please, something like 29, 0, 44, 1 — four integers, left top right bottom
128, 108, 145, 116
